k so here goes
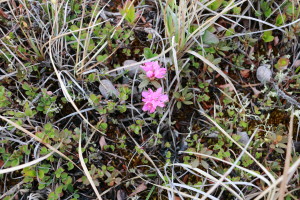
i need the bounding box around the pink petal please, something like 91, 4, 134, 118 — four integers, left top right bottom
140, 63, 153, 72
157, 102, 166, 107
149, 105, 156, 113
142, 91, 149, 98
155, 87, 163, 94
142, 104, 149, 112
159, 94, 169, 102
152, 61, 160, 69
154, 68, 167, 78
148, 88, 154, 94
146, 71, 155, 78
141, 88, 169, 113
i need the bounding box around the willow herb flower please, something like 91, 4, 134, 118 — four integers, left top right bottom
140, 61, 167, 80
142, 88, 168, 113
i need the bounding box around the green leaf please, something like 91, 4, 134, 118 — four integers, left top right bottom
285, 2, 295, 16
118, 105, 127, 113
184, 93, 193, 100
260, 1, 272, 17
67, 162, 74, 171
201, 160, 209, 169
44, 123, 52, 131
183, 101, 193, 105
96, 54, 108, 62
239, 121, 248, 128
202, 31, 219, 45
227, 110, 234, 117
190, 158, 200, 168
134, 126, 140, 134
22, 83, 31, 91
173, 92, 181, 99
87, 73, 96, 82
151, 80, 161, 88
100, 122, 108, 131
219, 46, 231, 51
138, 79, 149, 89
233, 6, 241, 14
176, 101, 182, 109
208, 0, 224, 11
55, 185, 64, 194
143, 48, 157, 59
23, 167, 36, 177
119, 0, 136, 24
90, 93, 99, 104
274, 148, 284, 154
107, 166, 115, 172
275, 14, 286, 26
225, 28, 235, 36
262, 31, 274, 42
38, 170, 45, 179
25, 108, 33, 117
70, 25, 79, 31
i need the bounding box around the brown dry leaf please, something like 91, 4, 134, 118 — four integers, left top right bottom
0, 160, 4, 167
0, 8, 8, 19
240, 69, 250, 78
182, 174, 189, 183
174, 196, 181, 200
129, 182, 147, 197
274, 36, 279, 46
99, 136, 107, 150
218, 83, 234, 91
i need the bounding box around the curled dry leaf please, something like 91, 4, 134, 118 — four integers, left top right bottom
159, 57, 173, 66
240, 69, 250, 78
256, 65, 272, 84
274, 36, 279, 46
129, 182, 147, 197
123, 60, 140, 78
292, 60, 300, 67
237, 131, 250, 145
117, 189, 127, 200
99, 79, 120, 98
99, 136, 107, 150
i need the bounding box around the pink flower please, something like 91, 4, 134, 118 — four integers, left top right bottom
140, 61, 167, 80
46, 91, 53, 95
142, 88, 168, 113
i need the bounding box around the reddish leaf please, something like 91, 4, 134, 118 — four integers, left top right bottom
240, 69, 250, 78
0, 160, 4, 167
218, 83, 234, 91
274, 36, 279, 46
99, 136, 107, 150
182, 174, 189, 183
